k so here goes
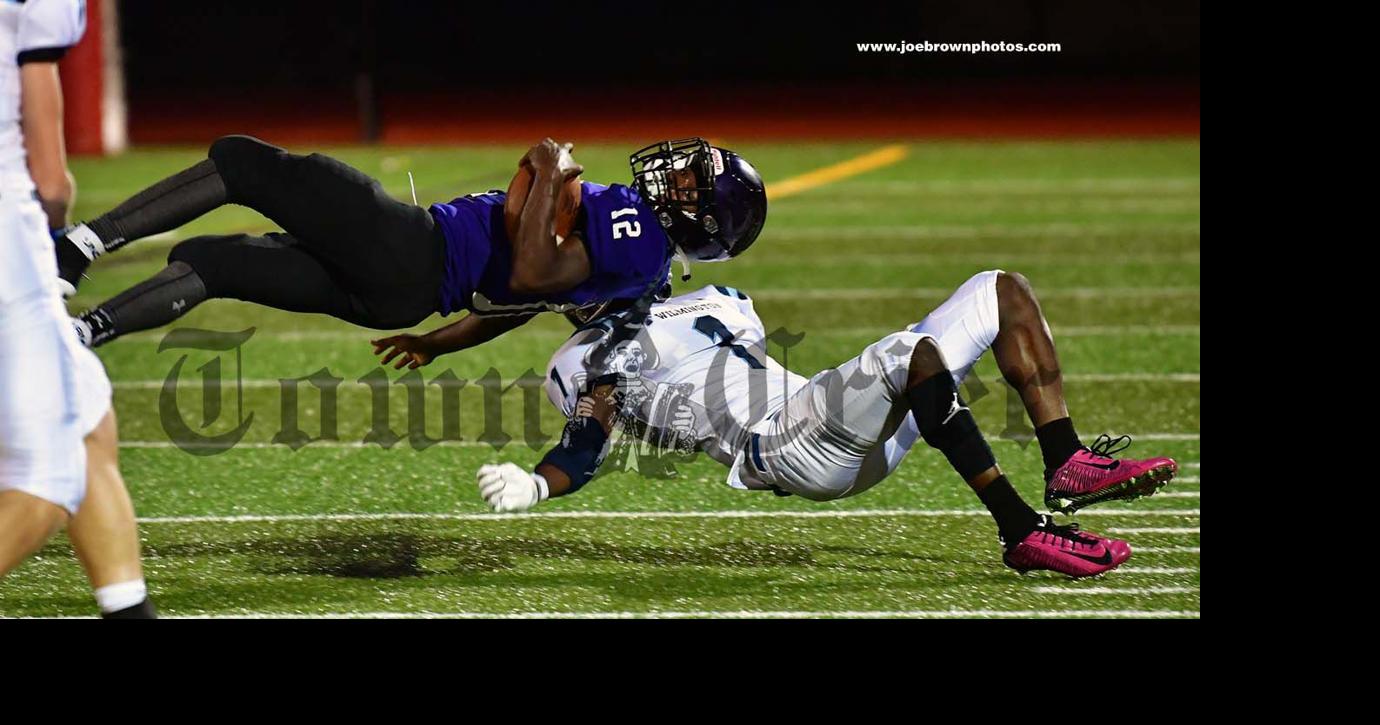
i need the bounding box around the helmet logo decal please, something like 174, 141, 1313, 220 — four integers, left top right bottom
702, 215, 719, 234
710, 147, 725, 176
657, 211, 674, 229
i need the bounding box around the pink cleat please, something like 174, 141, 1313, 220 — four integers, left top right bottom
1045, 434, 1177, 514
1003, 515, 1131, 578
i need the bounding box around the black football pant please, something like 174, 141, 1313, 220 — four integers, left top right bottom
94, 135, 446, 332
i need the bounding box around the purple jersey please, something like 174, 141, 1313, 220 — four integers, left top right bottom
430, 182, 671, 316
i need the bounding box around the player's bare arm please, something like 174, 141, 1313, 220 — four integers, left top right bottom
19, 60, 72, 229
508, 138, 588, 295
371, 312, 537, 370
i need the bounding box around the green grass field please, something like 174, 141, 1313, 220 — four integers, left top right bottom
0, 140, 1200, 618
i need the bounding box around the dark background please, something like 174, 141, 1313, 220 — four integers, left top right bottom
115, 0, 1200, 143
121, 0, 1198, 90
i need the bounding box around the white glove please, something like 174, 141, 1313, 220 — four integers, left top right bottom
476, 463, 549, 513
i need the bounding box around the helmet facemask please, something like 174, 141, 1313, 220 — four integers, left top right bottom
630, 138, 731, 263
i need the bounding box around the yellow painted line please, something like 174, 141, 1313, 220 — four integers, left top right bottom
768, 144, 909, 201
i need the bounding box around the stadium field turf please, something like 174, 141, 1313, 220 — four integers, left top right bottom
0, 139, 1200, 618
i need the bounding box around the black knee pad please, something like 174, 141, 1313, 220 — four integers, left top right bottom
907, 372, 976, 445
207, 134, 280, 164
168, 236, 213, 265
167, 237, 228, 294
207, 135, 288, 202
906, 371, 995, 481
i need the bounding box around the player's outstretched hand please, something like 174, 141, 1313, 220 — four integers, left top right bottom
370, 334, 435, 370
476, 463, 549, 513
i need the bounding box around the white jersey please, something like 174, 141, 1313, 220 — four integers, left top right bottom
0, 0, 85, 180
545, 285, 808, 473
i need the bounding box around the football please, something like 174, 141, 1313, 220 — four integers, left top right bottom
504, 162, 582, 241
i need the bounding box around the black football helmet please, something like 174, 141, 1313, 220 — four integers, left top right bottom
630, 138, 767, 262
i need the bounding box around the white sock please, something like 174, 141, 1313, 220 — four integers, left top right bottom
67, 223, 106, 260
94, 579, 147, 614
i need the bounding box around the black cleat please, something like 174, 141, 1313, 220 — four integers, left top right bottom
101, 599, 157, 619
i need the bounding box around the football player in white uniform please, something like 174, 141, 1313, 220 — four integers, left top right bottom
470, 272, 1178, 578
0, 0, 154, 616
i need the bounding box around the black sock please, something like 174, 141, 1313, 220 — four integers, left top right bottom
81, 262, 207, 347
101, 598, 157, 619
977, 476, 1041, 549
1035, 417, 1083, 479
79, 307, 117, 347
87, 159, 226, 254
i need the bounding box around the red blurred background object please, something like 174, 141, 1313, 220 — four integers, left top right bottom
60, 0, 124, 156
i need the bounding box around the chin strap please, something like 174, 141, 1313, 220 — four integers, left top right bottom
674, 248, 692, 281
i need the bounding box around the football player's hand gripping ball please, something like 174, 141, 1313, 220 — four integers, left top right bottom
522, 138, 583, 181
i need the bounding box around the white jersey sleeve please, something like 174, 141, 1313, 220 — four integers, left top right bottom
17, 0, 85, 64
544, 328, 605, 417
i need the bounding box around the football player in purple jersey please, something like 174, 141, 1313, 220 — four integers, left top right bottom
58, 137, 766, 358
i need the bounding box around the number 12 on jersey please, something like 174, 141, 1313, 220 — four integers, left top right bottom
611, 207, 641, 239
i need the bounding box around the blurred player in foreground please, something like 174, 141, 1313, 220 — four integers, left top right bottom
0, 0, 154, 616
471, 272, 1178, 578
58, 135, 766, 362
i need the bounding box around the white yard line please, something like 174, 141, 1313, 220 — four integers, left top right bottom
742, 252, 1200, 266
136, 508, 1199, 524
111, 372, 1200, 390
748, 287, 1199, 301
768, 222, 1201, 240
1136, 546, 1200, 554
1154, 492, 1199, 499
119, 440, 494, 449
118, 324, 1201, 343
785, 199, 1199, 215
1107, 527, 1200, 535
832, 178, 1200, 194
120, 432, 1202, 449
1054, 373, 1199, 382
1034, 586, 1197, 596
998, 433, 1198, 442
15, 609, 1201, 620
1048, 325, 1200, 337
1118, 567, 1198, 575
